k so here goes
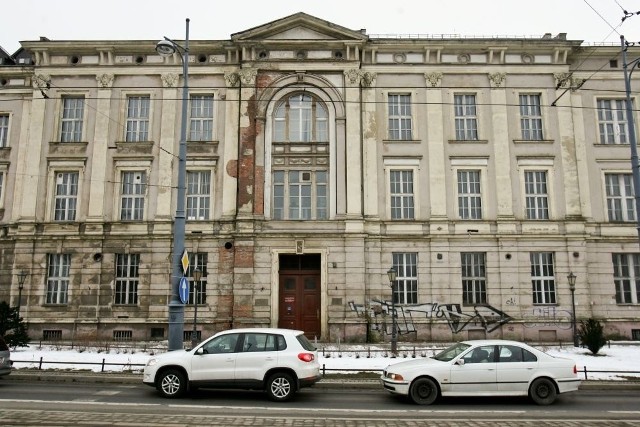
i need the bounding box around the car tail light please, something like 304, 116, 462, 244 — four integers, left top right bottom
298, 353, 315, 362
573, 365, 577, 374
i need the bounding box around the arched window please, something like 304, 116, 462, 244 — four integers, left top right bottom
271, 92, 329, 220
273, 94, 328, 143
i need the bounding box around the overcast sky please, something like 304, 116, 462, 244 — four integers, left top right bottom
2, 0, 640, 54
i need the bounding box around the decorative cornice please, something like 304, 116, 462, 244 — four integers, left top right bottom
488, 72, 506, 89
425, 72, 443, 88
96, 73, 114, 89
161, 73, 179, 88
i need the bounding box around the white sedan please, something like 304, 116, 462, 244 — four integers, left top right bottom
381, 339, 581, 405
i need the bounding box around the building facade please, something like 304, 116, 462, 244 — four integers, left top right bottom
0, 13, 639, 344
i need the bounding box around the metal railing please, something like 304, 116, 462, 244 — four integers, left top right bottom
11, 357, 640, 381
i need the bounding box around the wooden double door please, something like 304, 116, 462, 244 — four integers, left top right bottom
277, 255, 321, 339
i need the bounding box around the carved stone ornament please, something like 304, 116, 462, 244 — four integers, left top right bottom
425, 72, 443, 88
161, 73, 179, 88
238, 69, 257, 85
554, 72, 572, 89
33, 74, 51, 91
225, 71, 240, 88
344, 69, 376, 87
96, 73, 114, 89
488, 72, 506, 88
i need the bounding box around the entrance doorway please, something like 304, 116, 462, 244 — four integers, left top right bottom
278, 254, 321, 339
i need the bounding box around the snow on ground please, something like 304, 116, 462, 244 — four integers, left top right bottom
8, 342, 640, 381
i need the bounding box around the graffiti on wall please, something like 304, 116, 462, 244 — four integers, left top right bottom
524, 306, 572, 330
348, 299, 513, 336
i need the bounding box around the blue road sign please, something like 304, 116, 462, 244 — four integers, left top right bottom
179, 276, 189, 304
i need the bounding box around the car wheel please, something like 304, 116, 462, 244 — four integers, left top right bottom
409, 377, 439, 405
157, 369, 187, 398
529, 378, 557, 405
266, 372, 295, 402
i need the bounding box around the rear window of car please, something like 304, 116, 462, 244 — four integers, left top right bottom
296, 334, 316, 351
0, 337, 8, 351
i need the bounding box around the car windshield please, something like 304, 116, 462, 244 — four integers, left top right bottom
433, 342, 471, 362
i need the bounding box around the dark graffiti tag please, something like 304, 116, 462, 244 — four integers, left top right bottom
348, 300, 513, 335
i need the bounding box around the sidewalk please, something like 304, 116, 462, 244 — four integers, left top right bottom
7, 369, 640, 390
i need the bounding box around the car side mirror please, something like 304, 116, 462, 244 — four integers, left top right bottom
455, 358, 465, 366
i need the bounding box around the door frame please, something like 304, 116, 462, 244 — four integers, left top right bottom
270, 249, 327, 339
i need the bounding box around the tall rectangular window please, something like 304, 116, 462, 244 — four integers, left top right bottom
115, 253, 139, 305
392, 252, 418, 304
612, 253, 640, 304
0, 114, 8, 147
520, 94, 543, 140
388, 94, 412, 140
390, 170, 414, 219
531, 252, 556, 304
54, 172, 78, 221
187, 171, 211, 220
188, 252, 208, 305
525, 171, 549, 220
454, 94, 478, 140
125, 96, 150, 142
189, 94, 214, 141
605, 173, 635, 222
46, 254, 70, 304
457, 170, 482, 219
272, 170, 327, 220
461, 252, 486, 304
597, 99, 628, 144
60, 96, 84, 142
120, 171, 146, 220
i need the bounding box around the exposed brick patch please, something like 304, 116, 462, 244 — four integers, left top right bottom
234, 245, 254, 268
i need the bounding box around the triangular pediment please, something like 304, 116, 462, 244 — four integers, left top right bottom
231, 12, 368, 42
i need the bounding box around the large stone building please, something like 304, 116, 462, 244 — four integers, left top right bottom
0, 13, 639, 344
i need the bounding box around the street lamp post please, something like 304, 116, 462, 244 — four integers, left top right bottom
621, 36, 640, 243
567, 272, 578, 347
191, 268, 202, 349
16, 270, 28, 318
387, 267, 398, 355
156, 18, 190, 351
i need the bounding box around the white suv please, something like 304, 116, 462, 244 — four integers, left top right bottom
143, 328, 321, 401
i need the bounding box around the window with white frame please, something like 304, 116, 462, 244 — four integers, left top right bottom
390, 170, 415, 219
125, 95, 150, 142
454, 94, 478, 140
457, 170, 482, 219
530, 252, 556, 304
188, 252, 207, 305
597, 99, 628, 144
46, 253, 70, 304
0, 114, 8, 147
273, 93, 328, 143
273, 170, 327, 220
388, 94, 412, 140
519, 94, 543, 140
189, 94, 214, 141
524, 170, 549, 220
392, 252, 418, 304
60, 96, 84, 142
115, 253, 139, 305
461, 252, 486, 304
120, 171, 146, 220
605, 173, 635, 222
53, 172, 78, 221
612, 253, 640, 304
187, 171, 211, 220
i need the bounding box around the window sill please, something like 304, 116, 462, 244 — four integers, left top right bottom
513, 139, 554, 144
448, 139, 488, 144
383, 139, 421, 144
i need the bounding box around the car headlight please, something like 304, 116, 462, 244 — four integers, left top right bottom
146, 358, 158, 367
386, 372, 404, 381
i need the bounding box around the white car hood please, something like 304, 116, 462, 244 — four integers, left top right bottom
385, 357, 445, 372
